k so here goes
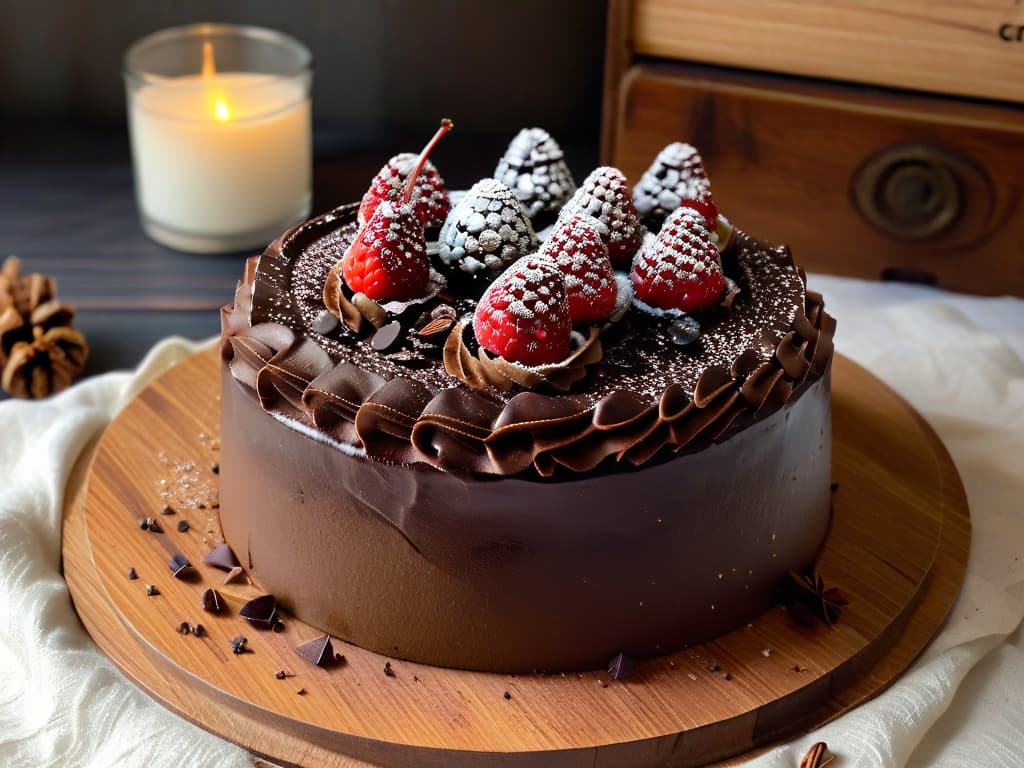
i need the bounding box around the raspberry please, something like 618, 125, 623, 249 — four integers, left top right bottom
494, 127, 576, 222
632, 143, 717, 230
539, 214, 617, 324
473, 255, 571, 366
629, 207, 725, 313
561, 166, 643, 269
341, 201, 430, 301
359, 154, 450, 230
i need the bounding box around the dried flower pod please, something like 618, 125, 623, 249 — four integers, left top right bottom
0, 256, 57, 317
1, 325, 89, 399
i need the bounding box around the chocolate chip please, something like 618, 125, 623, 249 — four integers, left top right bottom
296, 634, 335, 668
669, 316, 701, 346
146, 518, 162, 534
176, 520, 190, 533
335, 653, 347, 666
239, 594, 277, 626
312, 309, 340, 336
272, 619, 285, 633
275, 670, 288, 680
138, 519, 149, 531
127, 567, 138, 580
211, 463, 219, 475
146, 584, 159, 597
160, 505, 175, 515
384, 661, 396, 678
168, 553, 194, 579
230, 635, 248, 654
370, 320, 402, 352
201, 588, 223, 614
201, 543, 239, 571
607, 652, 634, 680
503, 691, 512, 701
192, 624, 205, 638
296, 688, 307, 696
178, 621, 191, 634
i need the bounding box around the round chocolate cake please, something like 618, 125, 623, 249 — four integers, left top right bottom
219, 131, 836, 672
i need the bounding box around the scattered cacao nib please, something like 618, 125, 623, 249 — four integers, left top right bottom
503, 691, 512, 701
201, 543, 239, 571
272, 618, 285, 633
335, 653, 347, 666
211, 463, 219, 475
176, 520, 190, 533
295, 634, 335, 668
383, 661, 396, 678
783, 569, 848, 627
230, 635, 248, 654
370, 320, 403, 352
146, 584, 159, 597
669, 316, 701, 347
168, 553, 195, 579
722, 672, 733, 681
312, 309, 340, 336
223, 566, 247, 585
160, 505, 175, 515
274, 670, 288, 680
239, 594, 277, 626
138, 519, 149, 531
201, 588, 223, 614
800, 742, 834, 768
178, 621, 191, 634
146, 518, 162, 534
296, 688, 307, 696
127, 567, 138, 580
192, 624, 205, 638
607, 652, 634, 680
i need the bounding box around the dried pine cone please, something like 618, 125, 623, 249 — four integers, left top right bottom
2, 325, 89, 399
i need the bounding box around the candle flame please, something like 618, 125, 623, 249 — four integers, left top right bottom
214, 99, 230, 121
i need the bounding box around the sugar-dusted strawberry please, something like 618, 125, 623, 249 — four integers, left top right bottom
473, 255, 571, 366
494, 127, 576, 221
342, 120, 453, 301
630, 207, 725, 313
358, 122, 453, 229
633, 142, 717, 230
539, 214, 617, 324
561, 166, 643, 269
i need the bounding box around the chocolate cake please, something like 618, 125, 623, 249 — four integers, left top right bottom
219, 128, 836, 673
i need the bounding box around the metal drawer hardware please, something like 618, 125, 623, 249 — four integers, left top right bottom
853, 143, 962, 240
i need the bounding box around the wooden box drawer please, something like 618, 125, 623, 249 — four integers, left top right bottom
632, 0, 1024, 105
608, 63, 1024, 296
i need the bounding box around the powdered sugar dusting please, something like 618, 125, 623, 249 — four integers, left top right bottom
494, 127, 577, 218
633, 142, 710, 219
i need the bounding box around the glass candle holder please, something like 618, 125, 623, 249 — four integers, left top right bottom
125, 24, 312, 254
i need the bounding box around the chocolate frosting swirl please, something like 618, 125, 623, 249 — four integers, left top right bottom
221, 204, 835, 477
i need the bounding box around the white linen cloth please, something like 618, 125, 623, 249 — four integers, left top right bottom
0, 276, 1021, 767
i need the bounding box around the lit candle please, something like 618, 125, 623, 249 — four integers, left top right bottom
125, 25, 312, 253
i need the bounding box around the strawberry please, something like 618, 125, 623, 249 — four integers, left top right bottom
494, 127, 576, 221
341, 201, 430, 301
342, 120, 453, 302
633, 142, 717, 230
473, 255, 572, 366
539, 214, 617, 324
630, 207, 725, 313
561, 166, 643, 269
358, 134, 451, 229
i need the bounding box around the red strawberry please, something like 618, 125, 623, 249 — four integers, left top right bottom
359, 136, 452, 228
561, 166, 643, 269
630, 207, 725, 313
633, 142, 717, 230
341, 201, 430, 301
539, 214, 617, 324
473, 255, 571, 366
342, 120, 453, 301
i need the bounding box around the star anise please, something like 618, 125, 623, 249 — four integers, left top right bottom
784, 568, 848, 627
1, 324, 89, 399
800, 742, 834, 768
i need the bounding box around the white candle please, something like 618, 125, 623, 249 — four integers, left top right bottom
128, 44, 311, 253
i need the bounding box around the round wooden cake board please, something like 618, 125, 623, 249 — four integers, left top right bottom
63, 348, 970, 768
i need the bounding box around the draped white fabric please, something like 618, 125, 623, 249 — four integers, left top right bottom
0, 276, 1021, 767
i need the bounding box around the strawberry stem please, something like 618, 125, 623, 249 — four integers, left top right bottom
402, 118, 454, 205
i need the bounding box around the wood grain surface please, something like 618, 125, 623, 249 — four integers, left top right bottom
63, 348, 970, 768
631, 0, 1024, 105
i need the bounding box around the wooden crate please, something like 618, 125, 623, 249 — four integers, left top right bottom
632, 0, 1024, 105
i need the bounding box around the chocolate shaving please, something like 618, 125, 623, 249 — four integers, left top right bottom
295, 634, 335, 668
239, 594, 277, 626
201, 543, 240, 571
168, 553, 195, 579
201, 588, 223, 614
607, 652, 635, 680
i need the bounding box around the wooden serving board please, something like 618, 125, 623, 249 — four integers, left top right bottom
63, 348, 970, 768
